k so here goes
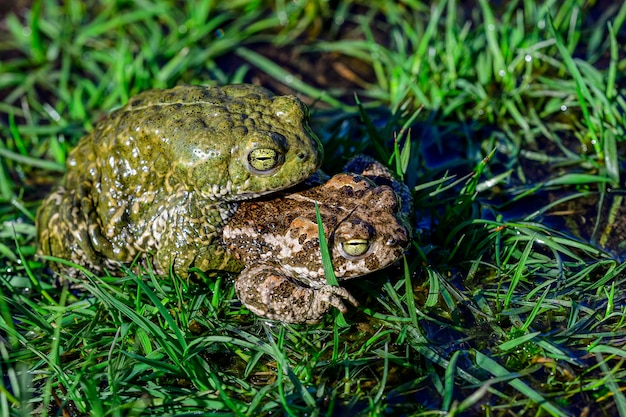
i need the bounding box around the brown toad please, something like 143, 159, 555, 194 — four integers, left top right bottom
221, 156, 412, 323
36, 84, 323, 277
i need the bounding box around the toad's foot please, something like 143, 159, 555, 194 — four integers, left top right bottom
234, 262, 359, 324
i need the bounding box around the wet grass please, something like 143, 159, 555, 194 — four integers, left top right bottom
2, 0, 626, 416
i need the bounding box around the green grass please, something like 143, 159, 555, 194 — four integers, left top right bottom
2, 0, 626, 415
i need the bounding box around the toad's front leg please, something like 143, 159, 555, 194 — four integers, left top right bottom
234, 262, 359, 324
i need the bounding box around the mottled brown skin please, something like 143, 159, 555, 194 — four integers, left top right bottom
222, 156, 412, 323
37, 84, 323, 277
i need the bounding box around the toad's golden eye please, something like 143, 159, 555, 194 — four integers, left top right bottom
248, 148, 282, 173
340, 239, 371, 258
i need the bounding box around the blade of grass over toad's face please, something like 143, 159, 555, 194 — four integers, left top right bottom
315, 202, 338, 287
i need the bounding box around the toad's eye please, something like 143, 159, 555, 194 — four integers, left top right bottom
248, 148, 283, 173
340, 239, 371, 258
